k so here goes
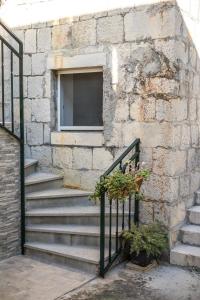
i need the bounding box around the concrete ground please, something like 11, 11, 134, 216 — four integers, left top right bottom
60, 264, 200, 300
0, 256, 200, 300
0, 256, 94, 300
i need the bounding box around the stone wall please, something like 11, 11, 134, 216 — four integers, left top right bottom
8, 0, 200, 247
0, 128, 20, 261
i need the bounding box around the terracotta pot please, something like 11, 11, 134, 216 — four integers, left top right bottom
135, 176, 143, 192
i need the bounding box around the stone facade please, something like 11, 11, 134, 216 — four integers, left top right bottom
5, 0, 200, 247
0, 128, 20, 261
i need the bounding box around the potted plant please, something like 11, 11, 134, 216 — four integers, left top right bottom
90, 163, 150, 203
122, 222, 168, 269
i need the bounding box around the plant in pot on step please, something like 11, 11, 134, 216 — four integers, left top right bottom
122, 222, 168, 269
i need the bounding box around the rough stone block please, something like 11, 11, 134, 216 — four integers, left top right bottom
80, 170, 102, 190
189, 98, 197, 121
180, 175, 190, 197
24, 29, 36, 53
187, 148, 197, 171
44, 124, 51, 144
124, 6, 176, 41
28, 76, 44, 98
23, 54, 32, 76
153, 148, 186, 176
32, 53, 46, 75
53, 147, 73, 169
73, 148, 92, 170
37, 27, 51, 52
191, 125, 199, 146
170, 202, 186, 228
63, 169, 81, 188
114, 100, 129, 122
31, 146, 52, 168
143, 174, 179, 203
93, 148, 113, 170
72, 19, 96, 47
52, 24, 71, 50
181, 124, 191, 150
97, 15, 123, 43
51, 131, 104, 147
31, 98, 50, 122
27, 123, 43, 145
24, 98, 32, 122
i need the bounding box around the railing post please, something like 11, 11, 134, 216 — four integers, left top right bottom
100, 177, 105, 277
134, 140, 140, 226
19, 41, 25, 255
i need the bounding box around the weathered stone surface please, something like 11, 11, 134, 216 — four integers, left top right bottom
24, 29, 36, 53
31, 145, 52, 168
53, 147, 73, 169
32, 53, 46, 75
51, 132, 104, 147
37, 27, 51, 52
153, 148, 187, 176
27, 123, 43, 145
181, 124, 191, 150
180, 175, 190, 197
52, 24, 71, 50
43, 124, 51, 144
23, 54, 32, 75
72, 19, 96, 47
97, 15, 123, 43
0, 128, 20, 261
124, 5, 176, 41
93, 148, 113, 170
28, 76, 44, 98
31, 98, 50, 122
73, 148, 92, 170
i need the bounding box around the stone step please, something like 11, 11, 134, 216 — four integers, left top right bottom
170, 244, 200, 268
26, 206, 131, 226
26, 188, 93, 209
24, 242, 100, 273
25, 172, 63, 193
195, 190, 200, 205
188, 206, 200, 225
26, 224, 118, 248
25, 158, 38, 177
180, 224, 200, 247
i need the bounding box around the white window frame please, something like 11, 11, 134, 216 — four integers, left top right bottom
57, 67, 104, 131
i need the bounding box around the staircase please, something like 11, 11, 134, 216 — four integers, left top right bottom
170, 192, 200, 268
24, 158, 106, 274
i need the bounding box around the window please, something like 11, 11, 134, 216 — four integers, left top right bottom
58, 68, 103, 130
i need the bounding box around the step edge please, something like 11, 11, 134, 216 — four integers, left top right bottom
25, 174, 64, 186
24, 243, 100, 265
25, 159, 38, 169
26, 191, 92, 200
26, 226, 118, 237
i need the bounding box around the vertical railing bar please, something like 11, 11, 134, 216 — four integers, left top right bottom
116, 198, 119, 252
19, 41, 25, 255
128, 194, 131, 230
109, 199, 112, 263
100, 180, 105, 278
122, 202, 125, 231
10, 51, 14, 133
134, 142, 140, 226
1, 41, 4, 126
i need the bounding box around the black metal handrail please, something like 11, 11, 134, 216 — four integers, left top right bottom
100, 138, 140, 277
0, 21, 24, 253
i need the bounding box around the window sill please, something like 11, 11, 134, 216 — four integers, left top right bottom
59, 126, 104, 131
51, 131, 104, 147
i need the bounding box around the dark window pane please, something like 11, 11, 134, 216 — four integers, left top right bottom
60, 72, 103, 127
